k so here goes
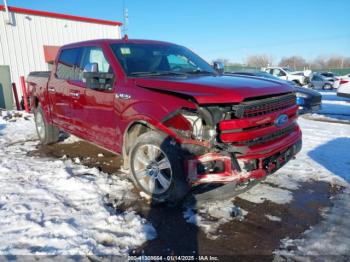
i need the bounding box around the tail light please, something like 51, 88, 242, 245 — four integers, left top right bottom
340, 79, 349, 85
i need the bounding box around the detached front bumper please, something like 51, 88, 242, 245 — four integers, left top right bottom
186, 130, 302, 185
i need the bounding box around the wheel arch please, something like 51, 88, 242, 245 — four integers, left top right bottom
122, 120, 155, 170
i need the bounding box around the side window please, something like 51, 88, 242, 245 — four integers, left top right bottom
279, 70, 286, 77
56, 48, 82, 80
272, 69, 280, 76
80, 47, 111, 75
312, 75, 321, 81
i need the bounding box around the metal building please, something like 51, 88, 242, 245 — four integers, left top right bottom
0, 4, 122, 98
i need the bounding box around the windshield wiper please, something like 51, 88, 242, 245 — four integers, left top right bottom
130, 71, 187, 77
185, 69, 216, 75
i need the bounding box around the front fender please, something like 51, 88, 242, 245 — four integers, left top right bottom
121, 101, 172, 123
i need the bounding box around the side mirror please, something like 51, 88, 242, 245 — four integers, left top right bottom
213, 61, 225, 74
83, 71, 114, 91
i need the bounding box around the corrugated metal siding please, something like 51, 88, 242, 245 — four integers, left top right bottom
0, 9, 121, 99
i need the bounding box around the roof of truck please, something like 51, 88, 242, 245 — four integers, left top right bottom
61, 39, 176, 48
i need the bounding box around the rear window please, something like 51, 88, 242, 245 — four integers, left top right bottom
321, 73, 334, 77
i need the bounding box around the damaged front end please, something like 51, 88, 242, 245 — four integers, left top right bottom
162, 92, 302, 189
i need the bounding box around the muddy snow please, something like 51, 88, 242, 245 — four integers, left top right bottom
0, 90, 349, 258
0, 113, 156, 256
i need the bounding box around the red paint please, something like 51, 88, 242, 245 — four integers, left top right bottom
27, 39, 302, 186
20, 76, 29, 112
134, 76, 295, 104
12, 83, 20, 110
187, 153, 238, 184
0, 5, 122, 26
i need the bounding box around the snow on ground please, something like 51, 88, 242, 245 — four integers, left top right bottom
312, 91, 350, 122
239, 183, 294, 204
0, 112, 156, 256
1, 89, 350, 257
275, 188, 350, 258
272, 93, 350, 258
183, 200, 247, 240
265, 214, 282, 222
184, 91, 350, 254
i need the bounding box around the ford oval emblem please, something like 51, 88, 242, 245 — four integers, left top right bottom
275, 114, 289, 127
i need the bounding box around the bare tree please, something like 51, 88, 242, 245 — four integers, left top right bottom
343, 57, 350, 68
278, 56, 307, 69
245, 54, 273, 68
326, 56, 345, 68
310, 56, 327, 69
212, 58, 230, 66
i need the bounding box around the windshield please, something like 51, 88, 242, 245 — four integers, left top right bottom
283, 67, 293, 72
110, 43, 216, 76
321, 73, 334, 77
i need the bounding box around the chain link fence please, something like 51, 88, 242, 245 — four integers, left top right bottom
224, 66, 350, 76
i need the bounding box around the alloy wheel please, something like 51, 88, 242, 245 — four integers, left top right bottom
132, 144, 173, 195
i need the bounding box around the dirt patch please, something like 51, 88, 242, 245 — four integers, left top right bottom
28, 140, 123, 174
30, 140, 342, 259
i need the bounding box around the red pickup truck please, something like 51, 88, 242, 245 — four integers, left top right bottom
27, 39, 302, 203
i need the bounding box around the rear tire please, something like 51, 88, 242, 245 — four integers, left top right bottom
129, 131, 190, 204
323, 83, 332, 90
34, 105, 59, 145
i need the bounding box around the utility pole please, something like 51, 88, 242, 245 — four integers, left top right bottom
122, 0, 129, 37
3, 0, 12, 25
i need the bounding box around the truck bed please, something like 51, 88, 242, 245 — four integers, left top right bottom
27, 71, 51, 109
28, 71, 51, 78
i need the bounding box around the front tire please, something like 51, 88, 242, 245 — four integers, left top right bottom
34, 105, 59, 145
323, 83, 332, 90
129, 131, 190, 204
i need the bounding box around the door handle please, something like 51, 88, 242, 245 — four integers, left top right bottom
116, 93, 131, 100
48, 86, 55, 93
70, 92, 80, 98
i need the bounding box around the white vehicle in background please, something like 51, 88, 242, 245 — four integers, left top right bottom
337, 77, 350, 99
264, 67, 309, 86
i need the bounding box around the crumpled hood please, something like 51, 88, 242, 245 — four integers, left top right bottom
134, 75, 294, 104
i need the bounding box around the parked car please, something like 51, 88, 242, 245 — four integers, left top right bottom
337, 77, 350, 99
264, 67, 307, 86
319, 72, 340, 88
27, 39, 302, 204
228, 71, 321, 114
309, 73, 334, 90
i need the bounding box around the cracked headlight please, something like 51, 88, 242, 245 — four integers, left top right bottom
164, 109, 216, 141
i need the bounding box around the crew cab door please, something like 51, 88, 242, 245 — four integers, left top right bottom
79, 46, 119, 150
48, 47, 83, 130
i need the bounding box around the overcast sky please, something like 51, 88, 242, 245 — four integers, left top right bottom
6, 0, 350, 63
